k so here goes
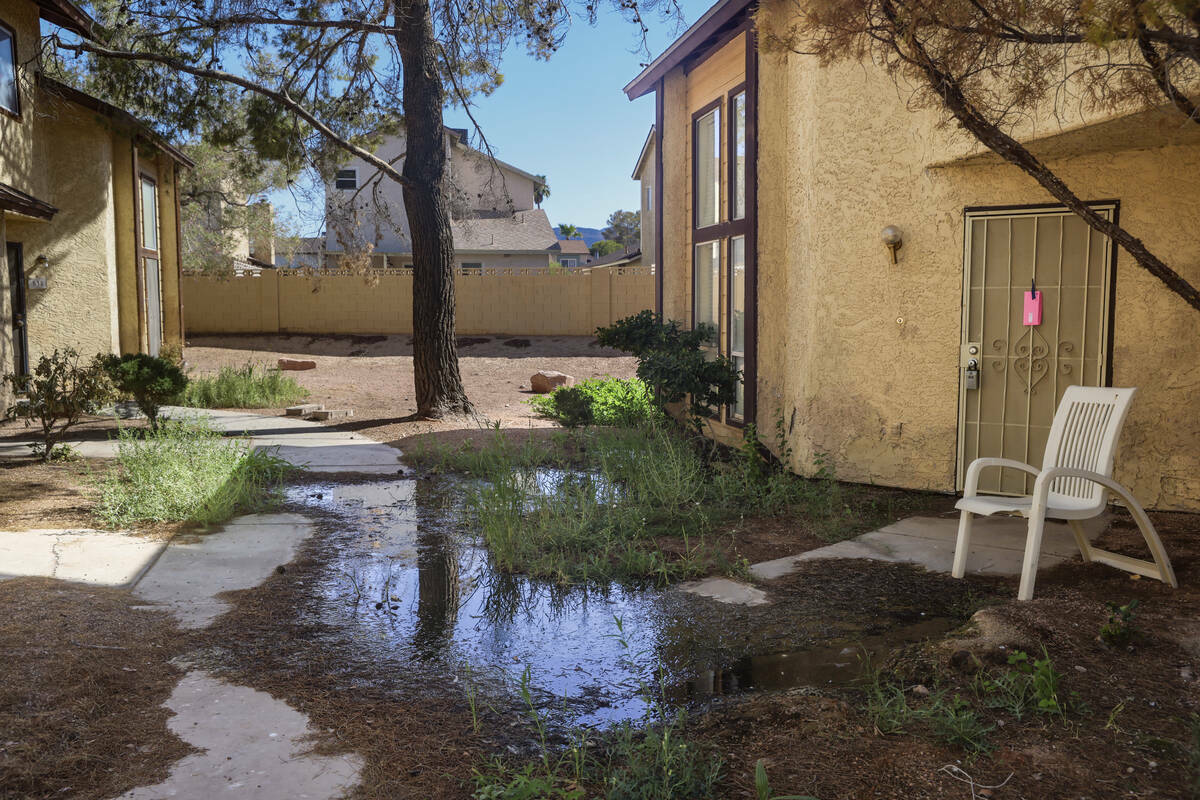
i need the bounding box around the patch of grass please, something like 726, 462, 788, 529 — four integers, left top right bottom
418, 419, 945, 585
924, 695, 994, 755
174, 363, 308, 409
96, 418, 294, 527
529, 378, 663, 428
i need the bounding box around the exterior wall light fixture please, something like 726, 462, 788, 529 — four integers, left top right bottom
881, 226, 903, 264
33, 254, 49, 270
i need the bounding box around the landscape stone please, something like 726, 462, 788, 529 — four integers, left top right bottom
278, 358, 317, 370
530, 370, 575, 393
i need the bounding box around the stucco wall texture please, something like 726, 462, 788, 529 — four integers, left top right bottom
6, 97, 120, 363
660, 5, 1200, 511
182, 267, 655, 337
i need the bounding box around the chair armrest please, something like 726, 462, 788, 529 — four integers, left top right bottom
1032, 466, 1124, 507
963, 458, 1040, 497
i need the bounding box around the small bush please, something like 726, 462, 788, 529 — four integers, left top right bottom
97, 418, 293, 527
4, 348, 111, 462
596, 311, 739, 418
530, 378, 660, 428
174, 363, 308, 409
99, 353, 188, 431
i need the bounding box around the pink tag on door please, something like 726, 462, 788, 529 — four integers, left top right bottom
1024, 290, 1042, 326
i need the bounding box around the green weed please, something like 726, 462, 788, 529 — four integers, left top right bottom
1100, 599, 1139, 648
96, 418, 294, 527
174, 363, 308, 409
754, 759, 819, 800
924, 695, 994, 755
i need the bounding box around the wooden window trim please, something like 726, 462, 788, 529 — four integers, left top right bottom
0, 19, 22, 120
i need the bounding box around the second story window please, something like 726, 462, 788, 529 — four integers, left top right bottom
693, 105, 720, 229
335, 169, 357, 190
0, 23, 19, 116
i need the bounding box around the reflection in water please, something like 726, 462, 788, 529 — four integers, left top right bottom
413, 478, 459, 658
292, 479, 958, 727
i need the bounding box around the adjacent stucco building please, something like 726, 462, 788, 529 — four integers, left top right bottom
0, 0, 190, 403
625, 0, 1200, 511
325, 127, 560, 270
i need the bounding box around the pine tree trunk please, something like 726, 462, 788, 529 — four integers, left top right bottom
394, 0, 472, 417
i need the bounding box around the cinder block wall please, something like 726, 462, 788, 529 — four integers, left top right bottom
181, 268, 655, 337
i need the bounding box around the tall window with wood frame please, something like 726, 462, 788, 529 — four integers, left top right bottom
0, 21, 19, 117
691, 78, 753, 424
138, 174, 163, 356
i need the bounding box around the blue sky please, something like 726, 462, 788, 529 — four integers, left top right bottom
274, 0, 711, 236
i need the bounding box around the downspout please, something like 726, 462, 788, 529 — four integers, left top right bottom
173, 161, 184, 344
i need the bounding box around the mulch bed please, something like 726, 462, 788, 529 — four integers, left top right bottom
0, 579, 190, 800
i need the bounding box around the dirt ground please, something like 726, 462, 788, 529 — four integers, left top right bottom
184, 333, 639, 446
0, 578, 190, 800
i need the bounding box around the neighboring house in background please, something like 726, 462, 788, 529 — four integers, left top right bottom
275, 236, 326, 269
0, 0, 191, 401
550, 238, 591, 268
631, 126, 656, 268
587, 249, 642, 270
325, 127, 559, 269
625, 0, 1200, 511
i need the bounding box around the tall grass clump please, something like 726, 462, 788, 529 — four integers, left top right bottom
174, 363, 308, 409
97, 418, 294, 527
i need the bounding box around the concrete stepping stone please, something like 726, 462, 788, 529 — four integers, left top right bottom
285, 403, 324, 416
117, 671, 361, 800
309, 408, 353, 420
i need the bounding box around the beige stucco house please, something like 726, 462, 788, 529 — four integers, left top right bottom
0, 0, 189, 401
625, 0, 1200, 511
325, 127, 561, 271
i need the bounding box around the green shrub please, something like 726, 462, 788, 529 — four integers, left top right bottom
97, 418, 293, 527
530, 378, 660, 428
174, 363, 308, 409
100, 353, 188, 431
4, 348, 111, 462
596, 311, 739, 418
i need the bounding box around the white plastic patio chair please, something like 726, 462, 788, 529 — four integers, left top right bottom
953, 386, 1177, 601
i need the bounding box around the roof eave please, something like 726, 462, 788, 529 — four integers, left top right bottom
623, 0, 755, 100
36, 0, 95, 39
37, 76, 195, 168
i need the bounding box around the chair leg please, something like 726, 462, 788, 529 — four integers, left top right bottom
1067, 520, 1093, 563
1018, 513, 1048, 601
952, 511, 974, 579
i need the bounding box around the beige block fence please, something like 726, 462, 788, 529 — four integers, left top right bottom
181, 267, 655, 337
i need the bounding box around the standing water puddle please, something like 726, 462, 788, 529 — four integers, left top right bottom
288, 479, 959, 726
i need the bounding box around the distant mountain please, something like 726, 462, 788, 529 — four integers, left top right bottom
575, 227, 605, 246
551, 225, 605, 246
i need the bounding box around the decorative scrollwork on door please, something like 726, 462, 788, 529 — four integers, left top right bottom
1012, 326, 1051, 394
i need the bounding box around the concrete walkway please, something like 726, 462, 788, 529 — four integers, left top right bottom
118, 671, 362, 800
0, 528, 167, 586
0, 406, 405, 474
133, 513, 315, 628
682, 514, 1107, 605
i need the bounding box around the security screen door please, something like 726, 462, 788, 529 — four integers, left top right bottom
958, 205, 1116, 494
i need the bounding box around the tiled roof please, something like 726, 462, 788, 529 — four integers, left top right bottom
588, 249, 641, 268
552, 239, 591, 255
451, 208, 558, 252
